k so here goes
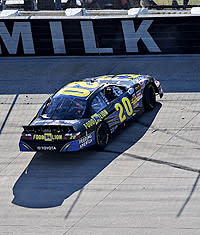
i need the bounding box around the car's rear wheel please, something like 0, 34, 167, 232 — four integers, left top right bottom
95, 122, 110, 149
143, 83, 156, 111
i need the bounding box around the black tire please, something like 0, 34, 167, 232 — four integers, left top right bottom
143, 83, 156, 111
95, 122, 110, 149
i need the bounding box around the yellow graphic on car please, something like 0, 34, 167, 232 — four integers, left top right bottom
57, 81, 100, 98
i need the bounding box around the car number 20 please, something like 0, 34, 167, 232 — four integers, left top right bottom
114, 97, 134, 122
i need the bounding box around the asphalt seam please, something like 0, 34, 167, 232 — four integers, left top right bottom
0, 152, 22, 175
130, 112, 200, 175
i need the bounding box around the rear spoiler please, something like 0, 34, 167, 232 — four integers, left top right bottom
23, 125, 75, 134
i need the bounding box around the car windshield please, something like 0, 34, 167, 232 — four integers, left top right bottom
41, 97, 87, 120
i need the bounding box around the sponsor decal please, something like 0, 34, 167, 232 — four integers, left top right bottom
134, 85, 140, 91
83, 118, 96, 129
33, 133, 62, 141
136, 91, 142, 100
37, 146, 57, 151
79, 134, 92, 148
83, 110, 108, 129
132, 96, 138, 105
98, 109, 108, 119
91, 113, 101, 125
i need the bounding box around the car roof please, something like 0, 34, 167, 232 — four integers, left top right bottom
54, 80, 103, 100
95, 74, 144, 85
54, 74, 144, 100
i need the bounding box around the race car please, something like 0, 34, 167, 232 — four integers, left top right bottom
19, 74, 163, 152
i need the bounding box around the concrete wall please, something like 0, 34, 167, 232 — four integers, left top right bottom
0, 15, 200, 56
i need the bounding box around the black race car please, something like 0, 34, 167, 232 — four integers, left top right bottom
19, 74, 163, 152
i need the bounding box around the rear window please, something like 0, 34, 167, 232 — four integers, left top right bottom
41, 97, 87, 120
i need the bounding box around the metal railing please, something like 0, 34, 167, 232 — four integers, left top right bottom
0, 0, 200, 12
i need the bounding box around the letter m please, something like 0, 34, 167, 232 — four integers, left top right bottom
0, 22, 35, 54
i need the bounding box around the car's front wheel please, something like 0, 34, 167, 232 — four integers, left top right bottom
95, 122, 110, 149
143, 83, 156, 111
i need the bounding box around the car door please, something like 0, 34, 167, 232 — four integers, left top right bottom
110, 83, 143, 128
102, 85, 128, 133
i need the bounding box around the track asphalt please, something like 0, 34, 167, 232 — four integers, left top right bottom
0, 55, 200, 235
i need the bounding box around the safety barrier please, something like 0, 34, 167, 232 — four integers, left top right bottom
0, 15, 200, 56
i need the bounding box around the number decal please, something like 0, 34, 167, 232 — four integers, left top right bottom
122, 97, 133, 116
68, 81, 99, 88
59, 87, 90, 97
114, 74, 140, 80
114, 103, 126, 122
58, 81, 99, 98
115, 97, 134, 122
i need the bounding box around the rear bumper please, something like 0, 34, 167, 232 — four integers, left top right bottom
19, 132, 96, 152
